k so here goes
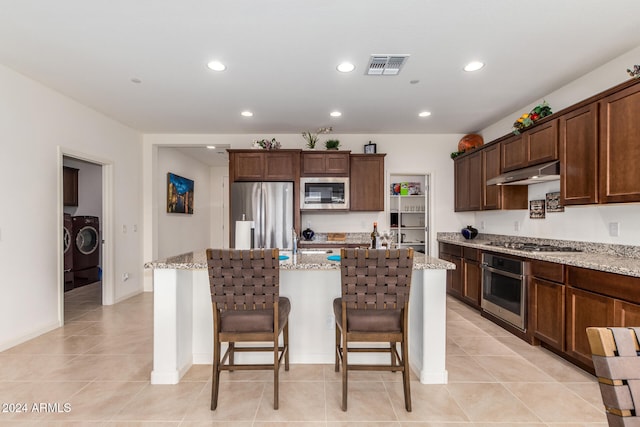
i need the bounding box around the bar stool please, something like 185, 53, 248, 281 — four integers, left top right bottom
206, 248, 290, 410
334, 247, 414, 411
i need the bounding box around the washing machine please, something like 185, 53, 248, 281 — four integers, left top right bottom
63, 214, 74, 291
72, 216, 100, 286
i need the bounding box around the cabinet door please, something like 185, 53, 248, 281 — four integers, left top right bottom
63, 166, 79, 207
482, 143, 501, 210
462, 258, 481, 308
501, 134, 526, 171
565, 287, 614, 368
599, 84, 640, 203
263, 151, 298, 181
526, 119, 558, 165
531, 277, 564, 351
301, 152, 350, 176
454, 152, 481, 211
349, 154, 385, 211
559, 104, 599, 205
614, 299, 640, 326
232, 152, 264, 181
443, 254, 463, 297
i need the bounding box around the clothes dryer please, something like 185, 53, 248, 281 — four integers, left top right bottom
72, 216, 100, 285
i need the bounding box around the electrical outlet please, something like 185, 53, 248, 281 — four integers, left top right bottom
122, 225, 127, 234
133, 224, 137, 232
480, 221, 485, 230
514, 221, 520, 232
609, 222, 620, 237
122, 272, 129, 281
326, 314, 334, 330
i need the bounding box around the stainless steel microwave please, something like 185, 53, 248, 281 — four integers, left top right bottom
300, 177, 349, 210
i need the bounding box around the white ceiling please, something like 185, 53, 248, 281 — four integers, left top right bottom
1, 1, 640, 136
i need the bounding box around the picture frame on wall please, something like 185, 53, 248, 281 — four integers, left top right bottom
364, 142, 377, 154
167, 172, 194, 214
529, 199, 545, 219
546, 191, 564, 213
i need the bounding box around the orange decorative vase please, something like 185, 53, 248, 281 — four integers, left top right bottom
458, 134, 484, 152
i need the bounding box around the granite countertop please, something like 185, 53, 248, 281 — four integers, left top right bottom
145, 249, 455, 271
437, 232, 640, 278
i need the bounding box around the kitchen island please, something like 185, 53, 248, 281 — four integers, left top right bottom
145, 249, 455, 385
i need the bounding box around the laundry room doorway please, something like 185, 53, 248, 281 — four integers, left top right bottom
59, 149, 114, 323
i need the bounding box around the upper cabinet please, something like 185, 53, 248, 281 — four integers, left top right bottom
598, 84, 640, 203
559, 103, 599, 205
300, 151, 350, 176
481, 143, 527, 211
501, 120, 558, 172
229, 150, 300, 182
454, 151, 482, 212
349, 154, 385, 211
63, 166, 79, 206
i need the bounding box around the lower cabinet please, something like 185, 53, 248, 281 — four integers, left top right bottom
462, 247, 481, 308
614, 299, 640, 326
565, 287, 614, 368
439, 243, 462, 297
531, 277, 565, 351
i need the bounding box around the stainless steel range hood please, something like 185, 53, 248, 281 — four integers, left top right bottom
486, 160, 560, 186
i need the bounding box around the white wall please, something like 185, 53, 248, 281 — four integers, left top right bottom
157, 147, 212, 258
475, 45, 640, 245
0, 64, 143, 351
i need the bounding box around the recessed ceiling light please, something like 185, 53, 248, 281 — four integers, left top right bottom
207, 60, 226, 71
409, 80, 420, 84
241, 111, 253, 117
130, 78, 142, 84
206, 145, 216, 150
330, 111, 342, 117
337, 62, 355, 73
464, 61, 485, 72
418, 111, 432, 117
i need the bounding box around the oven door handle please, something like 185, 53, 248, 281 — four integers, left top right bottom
481, 264, 523, 280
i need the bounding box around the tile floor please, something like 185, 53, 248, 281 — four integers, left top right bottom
0, 283, 608, 426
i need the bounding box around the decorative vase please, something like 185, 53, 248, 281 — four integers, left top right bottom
461, 225, 478, 240
302, 227, 315, 241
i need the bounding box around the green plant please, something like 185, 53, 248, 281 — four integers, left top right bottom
301, 127, 332, 149
325, 139, 340, 150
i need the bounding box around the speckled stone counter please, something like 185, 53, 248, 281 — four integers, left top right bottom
437, 232, 640, 278
146, 247, 451, 386
144, 249, 455, 271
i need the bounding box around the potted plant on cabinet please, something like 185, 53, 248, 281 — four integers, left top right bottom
325, 139, 340, 150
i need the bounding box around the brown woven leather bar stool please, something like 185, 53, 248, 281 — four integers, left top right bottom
334, 247, 414, 411
206, 248, 290, 410
587, 327, 640, 426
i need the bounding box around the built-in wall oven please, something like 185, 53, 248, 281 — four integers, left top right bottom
481, 253, 528, 331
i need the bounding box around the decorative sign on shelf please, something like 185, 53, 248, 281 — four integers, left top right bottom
546, 191, 564, 213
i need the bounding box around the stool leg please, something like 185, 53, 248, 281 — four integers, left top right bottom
211, 338, 221, 410
335, 324, 341, 372
284, 322, 289, 371
402, 336, 411, 412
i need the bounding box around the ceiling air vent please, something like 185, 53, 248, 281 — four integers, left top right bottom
366, 55, 409, 75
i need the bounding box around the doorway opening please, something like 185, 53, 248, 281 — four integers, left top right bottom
59, 149, 114, 324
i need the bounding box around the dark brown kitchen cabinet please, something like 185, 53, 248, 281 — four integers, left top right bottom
559, 103, 599, 205
565, 286, 614, 368
229, 150, 300, 182
349, 154, 385, 211
598, 83, 640, 203
614, 300, 640, 327
461, 247, 481, 308
454, 151, 481, 212
300, 151, 350, 176
439, 243, 462, 297
63, 166, 79, 206
501, 120, 558, 172
482, 143, 528, 210
530, 260, 565, 351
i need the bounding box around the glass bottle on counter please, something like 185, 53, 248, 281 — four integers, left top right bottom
371, 222, 380, 249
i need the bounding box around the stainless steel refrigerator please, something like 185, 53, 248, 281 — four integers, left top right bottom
230, 181, 294, 250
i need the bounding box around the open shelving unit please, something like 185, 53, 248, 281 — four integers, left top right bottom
389, 174, 428, 254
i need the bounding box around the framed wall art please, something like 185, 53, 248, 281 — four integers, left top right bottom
546, 191, 564, 213
167, 172, 194, 214
364, 142, 377, 154
529, 199, 545, 219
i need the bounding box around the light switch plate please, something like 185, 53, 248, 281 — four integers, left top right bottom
609, 222, 620, 237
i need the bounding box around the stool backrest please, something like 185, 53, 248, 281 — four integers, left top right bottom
340, 248, 414, 310
206, 248, 280, 310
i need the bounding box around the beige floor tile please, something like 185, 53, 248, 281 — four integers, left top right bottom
451, 335, 517, 356
255, 381, 327, 422
182, 364, 213, 382
45, 354, 152, 381
183, 380, 266, 422
279, 364, 325, 382
446, 338, 466, 356
505, 382, 607, 423
387, 381, 469, 422
563, 381, 606, 410
0, 381, 89, 422
84, 333, 153, 355
446, 382, 542, 423
323, 365, 385, 382
4, 334, 103, 355
472, 355, 555, 382
324, 381, 397, 422
446, 355, 496, 383
0, 354, 77, 381
112, 382, 204, 421
180, 422, 252, 427
446, 320, 490, 338
525, 351, 597, 383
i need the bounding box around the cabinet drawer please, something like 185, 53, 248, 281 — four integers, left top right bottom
567, 266, 640, 305
439, 242, 462, 257
530, 260, 564, 283
463, 247, 480, 262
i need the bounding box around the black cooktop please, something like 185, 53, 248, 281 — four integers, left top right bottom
486, 241, 582, 252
